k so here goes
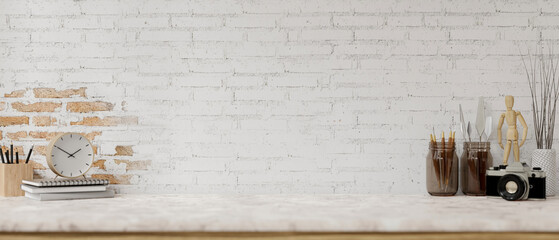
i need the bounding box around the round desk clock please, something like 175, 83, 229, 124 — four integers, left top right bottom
46, 132, 94, 178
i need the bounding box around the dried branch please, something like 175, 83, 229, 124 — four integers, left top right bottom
521, 44, 559, 149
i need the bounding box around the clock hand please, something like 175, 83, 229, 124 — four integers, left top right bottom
68, 149, 82, 158
54, 145, 74, 157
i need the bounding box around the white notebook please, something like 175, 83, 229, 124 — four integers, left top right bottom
25, 190, 115, 201
22, 179, 109, 187
21, 184, 107, 194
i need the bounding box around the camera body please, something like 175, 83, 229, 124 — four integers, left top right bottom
486, 162, 546, 201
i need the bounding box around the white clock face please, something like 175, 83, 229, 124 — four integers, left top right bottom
50, 133, 94, 178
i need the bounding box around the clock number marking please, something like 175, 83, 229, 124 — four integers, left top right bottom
70, 134, 72, 138
61, 137, 63, 141
61, 171, 64, 174
85, 144, 89, 147
79, 170, 82, 173
85, 163, 89, 166
79, 137, 82, 140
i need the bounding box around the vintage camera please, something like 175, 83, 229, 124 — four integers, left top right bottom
486, 162, 546, 201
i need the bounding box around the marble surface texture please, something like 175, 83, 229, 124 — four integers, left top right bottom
0, 194, 557, 232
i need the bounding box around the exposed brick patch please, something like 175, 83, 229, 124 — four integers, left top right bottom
115, 159, 151, 171
92, 174, 132, 184
71, 116, 138, 126
12, 102, 62, 112
0, 117, 29, 126
4, 90, 26, 98
34, 146, 46, 156
33, 116, 57, 126
30, 161, 47, 170
86, 132, 102, 140
29, 131, 101, 141
67, 101, 114, 112
93, 159, 107, 170
29, 131, 62, 140
6, 131, 27, 141
115, 145, 134, 156
33, 87, 86, 98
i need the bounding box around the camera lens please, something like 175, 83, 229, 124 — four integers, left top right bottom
505, 181, 518, 194
497, 174, 527, 201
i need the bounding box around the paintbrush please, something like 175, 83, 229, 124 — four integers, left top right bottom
445, 131, 453, 186
441, 131, 446, 188
431, 128, 441, 189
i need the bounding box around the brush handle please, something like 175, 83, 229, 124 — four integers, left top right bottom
25, 146, 33, 164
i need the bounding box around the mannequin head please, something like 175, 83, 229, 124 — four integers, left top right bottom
505, 95, 514, 109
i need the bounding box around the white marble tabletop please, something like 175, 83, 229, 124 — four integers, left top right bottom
0, 194, 557, 232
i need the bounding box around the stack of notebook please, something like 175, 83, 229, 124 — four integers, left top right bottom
21, 179, 114, 201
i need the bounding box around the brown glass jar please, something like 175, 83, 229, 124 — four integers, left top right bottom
426, 141, 458, 196
460, 142, 493, 196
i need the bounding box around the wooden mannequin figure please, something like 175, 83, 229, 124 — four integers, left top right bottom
497, 95, 528, 165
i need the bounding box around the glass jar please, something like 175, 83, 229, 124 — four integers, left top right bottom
426, 141, 458, 196
460, 142, 493, 196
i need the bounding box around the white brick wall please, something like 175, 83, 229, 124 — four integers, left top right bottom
1, 0, 558, 194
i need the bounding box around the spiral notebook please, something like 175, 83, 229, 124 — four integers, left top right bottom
22, 179, 109, 187
25, 190, 114, 201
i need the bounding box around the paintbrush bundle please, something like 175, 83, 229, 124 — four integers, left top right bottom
426, 129, 459, 196
460, 142, 493, 196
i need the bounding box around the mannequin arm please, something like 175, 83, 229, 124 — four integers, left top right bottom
517, 111, 528, 147
498, 113, 505, 149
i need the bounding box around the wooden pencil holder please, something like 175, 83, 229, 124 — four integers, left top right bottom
0, 163, 33, 197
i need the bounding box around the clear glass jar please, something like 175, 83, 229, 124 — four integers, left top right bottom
426, 141, 458, 196
460, 142, 493, 196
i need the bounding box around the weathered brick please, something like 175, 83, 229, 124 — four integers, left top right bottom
93, 159, 106, 170
92, 174, 132, 184
29, 131, 62, 140
33, 146, 46, 156
4, 90, 26, 98
30, 160, 47, 170
115, 159, 151, 171
71, 116, 138, 126
12, 102, 62, 112
33, 116, 57, 126
6, 131, 27, 141
33, 87, 86, 98
29, 131, 101, 141
67, 101, 114, 112
0, 117, 29, 126
0, 102, 5, 111
115, 145, 134, 156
